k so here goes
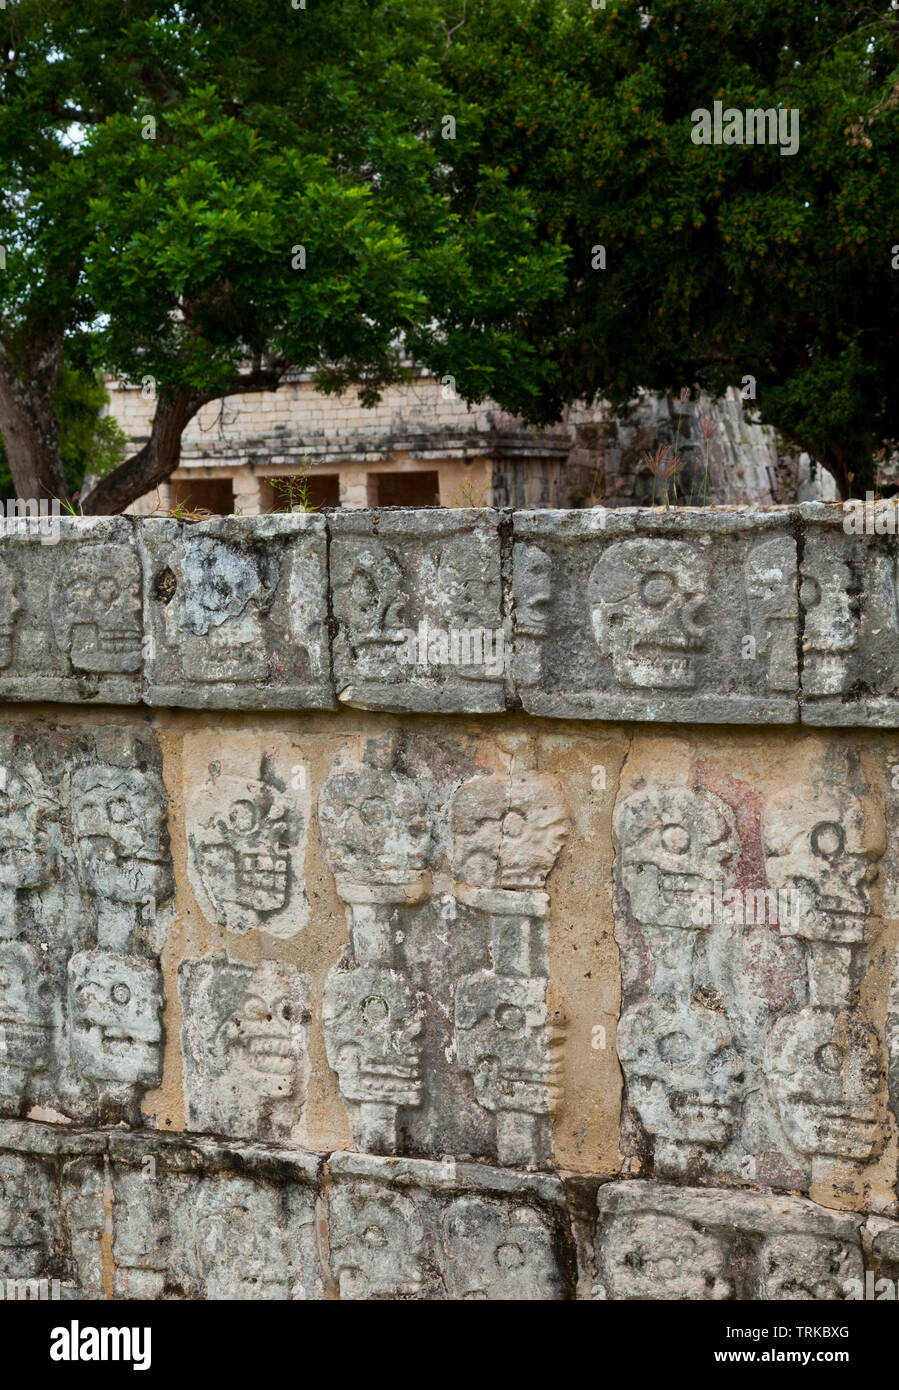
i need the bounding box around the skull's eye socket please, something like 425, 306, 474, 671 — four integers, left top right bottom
360, 995, 390, 1028
229, 801, 257, 833
501, 811, 526, 840
495, 1242, 525, 1270
495, 1004, 526, 1033
640, 571, 677, 607
363, 1225, 387, 1247
111, 983, 131, 1006
815, 1043, 842, 1074
800, 577, 822, 609
107, 799, 132, 825
660, 823, 690, 854
359, 797, 391, 828
658, 1031, 691, 1064
707, 1046, 737, 1075
96, 579, 117, 603
810, 822, 844, 861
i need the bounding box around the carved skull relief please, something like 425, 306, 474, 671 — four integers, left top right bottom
322, 963, 424, 1109
589, 540, 707, 688
0, 941, 50, 1094
191, 774, 296, 933
0, 1154, 56, 1279
0, 763, 59, 899
756, 1234, 862, 1300
513, 545, 553, 638
744, 536, 798, 691
332, 541, 406, 679
328, 1186, 426, 1299
763, 786, 883, 945
617, 999, 744, 1152
0, 556, 21, 668
596, 1212, 732, 1300
50, 545, 142, 673
71, 766, 173, 909
450, 770, 569, 891
318, 756, 431, 889
68, 950, 164, 1086
455, 971, 563, 1118
195, 1178, 296, 1299
615, 785, 738, 931
441, 1197, 563, 1300
764, 1007, 886, 1163
801, 551, 858, 696
178, 538, 275, 683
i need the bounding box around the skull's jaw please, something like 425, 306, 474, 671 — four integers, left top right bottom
628, 1080, 739, 1147
803, 650, 854, 696
235, 853, 289, 913
0, 1020, 50, 1072
624, 869, 716, 931
0, 840, 56, 891
70, 624, 142, 674
469, 1055, 563, 1115
79, 846, 173, 906
339, 1053, 423, 1108
74, 1027, 162, 1086
781, 1105, 883, 1162
771, 877, 874, 944
232, 1035, 296, 1091
611, 645, 699, 689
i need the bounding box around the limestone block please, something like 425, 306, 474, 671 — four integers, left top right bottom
139, 515, 333, 709
799, 502, 899, 725
594, 1182, 864, 1300
330, 509, 506, 712
511, 509, 799, 722
179, 958, 311, 1144
326, 1152, 572, 1299
0, 518, 142, 704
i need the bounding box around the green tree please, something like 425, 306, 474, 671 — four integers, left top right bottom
439, 0, 899, 496
0, 0, 566, 511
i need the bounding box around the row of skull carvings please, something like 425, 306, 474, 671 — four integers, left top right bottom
4, 1136, 899, 1300
612, 774, 895, 1183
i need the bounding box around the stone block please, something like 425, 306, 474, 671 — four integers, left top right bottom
511, 509, 800, 722
139, 515, 333, 709
594, 1181, 864, 1300
330, 509, 506, 712
0, 518, 142, 704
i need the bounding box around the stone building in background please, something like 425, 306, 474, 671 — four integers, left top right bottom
102, 369, 835, 515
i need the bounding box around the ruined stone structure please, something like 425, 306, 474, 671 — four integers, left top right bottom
102, 372, 835, 516
3, 503, 899, 1300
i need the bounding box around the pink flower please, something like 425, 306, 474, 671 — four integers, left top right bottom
699, 417, 718, 440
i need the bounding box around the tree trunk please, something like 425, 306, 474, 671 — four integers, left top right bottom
0, 341, 68, 503
80, 388, 201, 515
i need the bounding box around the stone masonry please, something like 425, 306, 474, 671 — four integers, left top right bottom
2, 504, 899, 1300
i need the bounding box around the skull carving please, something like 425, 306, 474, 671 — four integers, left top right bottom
589, 540, 707, 688
180, 959, 310, 1134
756, 1234, 862, 1301
329, 1186, 426, 1300
450, 771, 569, 892
332, 540, 406, 679
744, 536, 799, 692
764, 1007, 886, 1162
801, 548, 858, 696
513, 545, 553, 638
68, 950, 164, 1086
615, 785, 738, 932
178, 538, 276, 683
191, 774, 296, 934
441, 1197, 563, 1301
0, 1154, 56, 1279
50, 545, 142, 673
195, 1178, 294, 1299
763, 785, 883, 945
0, 557, 21, 668
318, 758, 431, 890
0, 941, 50, 1095
597, 1212, 732, 1300
322, 963, 424, 1109
617, 999, 744, 1152
0, 763, 59, 901
72, 766, 174, 909
455, 971, 563, 1117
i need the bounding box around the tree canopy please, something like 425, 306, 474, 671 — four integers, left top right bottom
1, 1, 898, 507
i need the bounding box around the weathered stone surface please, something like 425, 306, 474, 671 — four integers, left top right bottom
139, 515, 333, 709
594, 1182, 864, 1300
512, 509, 800, 722
0, 518, 142, 703
330, 509, 506, 712
799, 502, 899, 726
326, 1151, 573, 1299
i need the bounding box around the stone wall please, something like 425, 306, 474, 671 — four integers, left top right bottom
1, 504, 898, 1301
